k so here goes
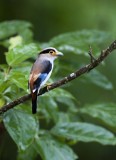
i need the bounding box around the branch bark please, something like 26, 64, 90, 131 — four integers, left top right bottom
0, 40, 116, 114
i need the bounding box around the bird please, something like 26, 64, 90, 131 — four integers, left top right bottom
29, 47, 63, 114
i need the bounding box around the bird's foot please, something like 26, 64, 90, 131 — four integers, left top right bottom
47, 85, 51, 91
45, 83, 52, 91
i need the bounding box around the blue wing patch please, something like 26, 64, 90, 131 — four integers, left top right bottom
38, 73, 48, 84
33, 73, 48, 92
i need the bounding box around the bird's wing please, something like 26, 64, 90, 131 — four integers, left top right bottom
29, 60, 52, 93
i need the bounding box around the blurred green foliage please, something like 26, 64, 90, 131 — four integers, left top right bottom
0, 0, 116, 41
0, 20, 116, 160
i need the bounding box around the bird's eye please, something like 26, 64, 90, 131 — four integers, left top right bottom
49, 50, 54, 54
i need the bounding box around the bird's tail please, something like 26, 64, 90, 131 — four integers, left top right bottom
32, 90, 38, 114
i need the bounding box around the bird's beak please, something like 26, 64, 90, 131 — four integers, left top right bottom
56, 51, 63, 56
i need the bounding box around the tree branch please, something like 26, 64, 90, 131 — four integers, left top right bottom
0, 40, 116, 114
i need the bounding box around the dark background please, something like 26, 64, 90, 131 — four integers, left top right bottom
0, 0, 116, 42
0, 0, 116, 160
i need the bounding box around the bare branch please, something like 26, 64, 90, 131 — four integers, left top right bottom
0, 40, 116, 114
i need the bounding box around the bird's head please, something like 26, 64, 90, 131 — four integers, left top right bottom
39, 47, 63, 60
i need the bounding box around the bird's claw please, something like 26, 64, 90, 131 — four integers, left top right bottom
47, 85, 51, 91
45, 83, 51, 91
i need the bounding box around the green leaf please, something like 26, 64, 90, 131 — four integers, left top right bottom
35, 136, 78, 160
0, 20, 33, 42
17, 143, 37, 160
9, 35, 23, 49
3, 109, 39, 150
50, 88, 76, 107
0, 80, 10, 93
48, 30, 110, 56
39, 88, 76, 122
79, 103, 116, 133
56, 112, 71, 124
51, 122, 116, 145
0, 73, 6, 92
83, 69, 113, 90
39, 97, 59, 123
0, 98, 5, 107
9, 70, 29, 91
39, 95, 75, 123
51, 88, 75, 100
52, 89, 77, 113
6, 43, 39, 66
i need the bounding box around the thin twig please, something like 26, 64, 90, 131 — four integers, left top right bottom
0, 40, 116, 114
88, 45, 96, 63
